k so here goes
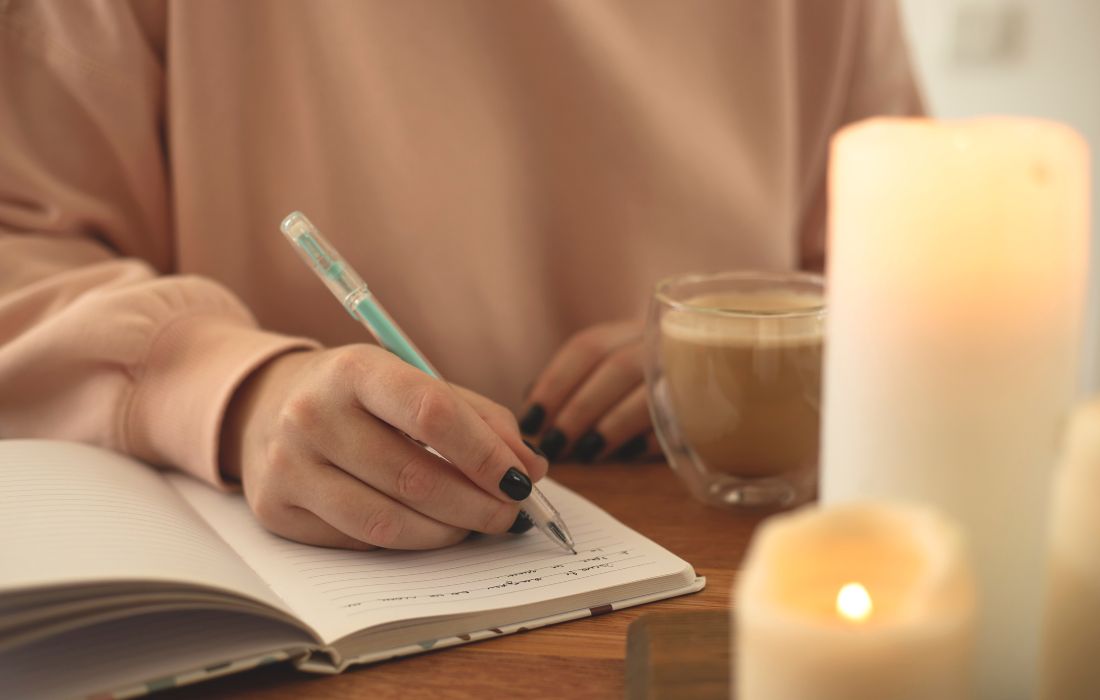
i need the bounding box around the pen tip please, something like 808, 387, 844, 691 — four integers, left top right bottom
570, 547, 578, 555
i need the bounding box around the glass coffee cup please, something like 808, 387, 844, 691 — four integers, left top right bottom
644, 271, 825, 508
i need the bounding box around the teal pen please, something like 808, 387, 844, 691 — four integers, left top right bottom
280, 211, 576, 555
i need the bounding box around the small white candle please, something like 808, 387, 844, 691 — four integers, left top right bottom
735, 503, 976, 700
821, 117, 1089, 697
1038, 400, 1100, 699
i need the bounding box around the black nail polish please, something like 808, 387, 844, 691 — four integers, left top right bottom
523, 439, 547, 460
508, 511, 535, 534
499, 467, 532, 501
539, 428, 567, 461
614, 433, 648, 461
518, 404, 546, 435
572, 431, 606, 464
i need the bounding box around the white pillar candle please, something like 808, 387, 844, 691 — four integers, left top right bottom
821, 117, 1089, 698
735, 502, 976, 700
1039, 400, 1100, 699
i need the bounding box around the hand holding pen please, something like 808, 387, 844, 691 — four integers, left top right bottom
277, 212, 575, 554
221, 327, 552, 551
218, 214, 572, 554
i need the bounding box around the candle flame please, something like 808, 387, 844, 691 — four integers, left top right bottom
836, 582, 873, 623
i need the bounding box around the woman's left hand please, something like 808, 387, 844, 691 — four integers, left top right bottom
518, 320, 657, 463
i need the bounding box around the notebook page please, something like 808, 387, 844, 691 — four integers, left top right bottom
169, 474, 692, 644
0, 441, 288, 616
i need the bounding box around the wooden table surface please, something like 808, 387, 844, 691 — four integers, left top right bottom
162, 462, 766, 700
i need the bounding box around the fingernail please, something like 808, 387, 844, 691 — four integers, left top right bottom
539, 428, 567, 461
499, 467, 532, 501
518, 404, 546, 435
508, 511, 535, 534
572, 431, 606, 464
613, 433, 648, 461
523, 439, 547, 460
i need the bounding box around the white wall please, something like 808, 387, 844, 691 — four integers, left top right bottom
900, 0, 1100, 390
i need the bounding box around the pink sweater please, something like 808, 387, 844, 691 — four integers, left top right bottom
0, 0, 921, 485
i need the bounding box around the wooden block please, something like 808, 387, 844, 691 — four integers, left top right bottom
625, 610, 734, 700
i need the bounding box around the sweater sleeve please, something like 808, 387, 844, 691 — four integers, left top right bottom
0, 2, 318, 485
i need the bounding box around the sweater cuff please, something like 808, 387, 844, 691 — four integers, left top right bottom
125, 315, 320, 487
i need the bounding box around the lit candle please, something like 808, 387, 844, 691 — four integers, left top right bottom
836, 582, 873, 623
1038, 400, 1100, 698
735, 503, 976, 700
821, 117, 1089, 698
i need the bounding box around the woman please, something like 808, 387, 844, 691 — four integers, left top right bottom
0, 0, 921, 550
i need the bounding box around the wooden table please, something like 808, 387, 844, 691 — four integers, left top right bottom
162, 462, 765, 700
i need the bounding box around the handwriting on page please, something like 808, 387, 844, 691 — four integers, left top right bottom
168, 474, 680, 640
266, 518, 657, 616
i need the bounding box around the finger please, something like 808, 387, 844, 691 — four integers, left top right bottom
243, 440, 384, 549
610, 431, 653, 462
518, 322, 640, 438
312, 404, 523, 535
347, 348, 535, 505
261, 505, 380, 551
300, 460, 469, 550
576, 384, 651, 463
452, 385, 549, 482
547, 344, 642, 461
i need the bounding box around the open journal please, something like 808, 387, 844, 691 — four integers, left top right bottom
0, 440, 703, 698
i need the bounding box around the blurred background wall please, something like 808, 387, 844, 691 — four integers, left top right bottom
899, 0, 1100, 390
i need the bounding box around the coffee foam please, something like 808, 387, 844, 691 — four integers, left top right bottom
660, 292, 824, 346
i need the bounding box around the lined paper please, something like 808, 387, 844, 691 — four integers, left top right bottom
169, 475, 690, 644
0, 441, 286, 615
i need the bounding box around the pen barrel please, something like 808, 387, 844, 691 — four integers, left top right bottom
348, 289, 440, 378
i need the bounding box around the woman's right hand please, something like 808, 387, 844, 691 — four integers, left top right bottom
220, 345, 548, 550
